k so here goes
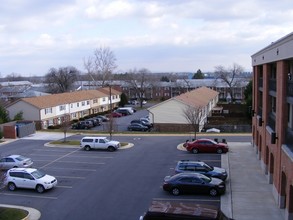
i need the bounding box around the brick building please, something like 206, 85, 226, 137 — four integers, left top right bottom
252, 32, 293, 220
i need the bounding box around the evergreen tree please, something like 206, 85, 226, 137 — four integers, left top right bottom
192, 69, 204, 79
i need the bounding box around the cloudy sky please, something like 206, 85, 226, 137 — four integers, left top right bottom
1, 0, 293, 77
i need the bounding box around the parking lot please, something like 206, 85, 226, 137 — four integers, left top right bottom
0, 134, 225, 220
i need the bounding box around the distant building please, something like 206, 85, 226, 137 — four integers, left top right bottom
251, 32, 293, 220
148, 87, 219, 132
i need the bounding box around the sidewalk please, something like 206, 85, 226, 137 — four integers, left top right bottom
221, 142, 283, 220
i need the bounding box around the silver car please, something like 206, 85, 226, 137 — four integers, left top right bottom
0, 155, 33, 170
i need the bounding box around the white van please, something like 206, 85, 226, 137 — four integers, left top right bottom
117, 107, 134, 114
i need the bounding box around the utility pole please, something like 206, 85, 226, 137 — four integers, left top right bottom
109, 84, 113, 140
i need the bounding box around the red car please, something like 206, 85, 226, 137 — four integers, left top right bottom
185, 138, 229, 154
107, 112, 123, 118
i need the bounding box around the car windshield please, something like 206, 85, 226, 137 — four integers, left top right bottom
200, 175, 212, 183
104, 138, 110, 143
15, 156, 27, 161
203, 163, 213, 171
31, 170, 46, 179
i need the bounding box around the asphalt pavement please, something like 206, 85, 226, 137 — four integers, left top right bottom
0, 132, 285, 220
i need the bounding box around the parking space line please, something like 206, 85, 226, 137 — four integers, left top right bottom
43, 167, 97, 172
52, 161, 105, 165
54, 176, 85, 179
40, 148, 80, 169
153, 198, 220, 202
56, 185, 73, 189
0, 192, 58, 200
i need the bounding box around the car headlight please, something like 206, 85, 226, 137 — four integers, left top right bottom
218, 185, 225, 188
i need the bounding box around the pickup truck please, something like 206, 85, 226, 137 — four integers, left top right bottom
80, 137, 120, 152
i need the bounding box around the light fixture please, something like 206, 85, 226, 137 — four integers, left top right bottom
288, 73, 292, 81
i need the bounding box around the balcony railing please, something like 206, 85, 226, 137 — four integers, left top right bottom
269, 79, 276, 91
287, 81, 293, 97
267, 113, 276, 131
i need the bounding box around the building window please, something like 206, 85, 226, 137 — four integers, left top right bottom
77, 103, 79, 107
82, 101, 85, 106
93, 99, 97, 104
87, 101, 90, 105
70, 103, 73, 108
103, 97, 106, 101
45, 108, 52, 114
59, 105, 66, 111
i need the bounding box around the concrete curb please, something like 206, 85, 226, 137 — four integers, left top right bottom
0, 204, 41, 220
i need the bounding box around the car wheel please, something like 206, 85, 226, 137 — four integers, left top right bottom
171, 187, 180, 196
192, 148, 199, 154
216, 148, 223, 154
108, 146, 115, 152
209, 188, 218, 196
36, 184, 45, 193
84, 145, 91, 151
8, 182, 16, 191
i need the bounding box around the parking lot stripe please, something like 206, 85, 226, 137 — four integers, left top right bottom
54, 176, 85, 179
0, 192, 58, 200
43, 167, 97, 172
40, 148, 80, 169
153, 198, 220, 202
52, 161, 105, 165
56, 185, 73, 189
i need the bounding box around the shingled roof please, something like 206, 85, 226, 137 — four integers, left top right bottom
175, 86, 218, 107
16, 88, 119, 109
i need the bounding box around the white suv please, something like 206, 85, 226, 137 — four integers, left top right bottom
6, 168, 57, 193
80, 137, 120, 152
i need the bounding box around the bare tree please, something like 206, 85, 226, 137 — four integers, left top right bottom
214, 63, 244, 102
60, 113, 71, 142
45, 66, 80, 94
83, 46, 117, 87
126, 68, 155, 107
182, 105, 204, 139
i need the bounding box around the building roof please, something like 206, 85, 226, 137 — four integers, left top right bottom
148, 86, 218, 110
10, 88, 120, 109
175, 86, 219, 108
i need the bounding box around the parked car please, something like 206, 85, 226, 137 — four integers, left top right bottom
184, 138, 229, 154
175, 160, 227, 181
71, 122, 87, 129
80, 120, 94, 129
80, 136, 120, 152
107, 112, 123, 118
140, 118, 153, 126
0, 155, 33, 170
86, 118, 101, 127
115, 109, 132, 116
95, 115, 110, 122
163, 172, 226, 196
206, 128, 221, 133
117, 107, 135, 114
5, 168, 57, 193
128, 123, 149, 131
131, 119, 152, 128
139, 200, 234, 220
